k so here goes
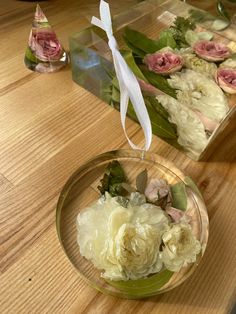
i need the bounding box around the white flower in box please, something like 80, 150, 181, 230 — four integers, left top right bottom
156, 94, 208, 155
167, 69, 229, 122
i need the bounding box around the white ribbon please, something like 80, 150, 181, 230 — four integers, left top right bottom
91, 0, 152, 151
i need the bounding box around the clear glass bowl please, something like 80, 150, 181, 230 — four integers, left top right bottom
56, 150, 209, 299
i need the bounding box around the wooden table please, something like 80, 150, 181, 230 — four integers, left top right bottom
1, 1, 235, 313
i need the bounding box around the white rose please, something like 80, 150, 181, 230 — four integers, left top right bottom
156, 94, 208, 156
77, 193, 169, 281
167, 69, 229, 122
160, 223, 201, 272
104, 222, 163, 280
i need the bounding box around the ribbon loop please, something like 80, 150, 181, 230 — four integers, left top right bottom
91, 0, 152, 151
108, 36, 117, 51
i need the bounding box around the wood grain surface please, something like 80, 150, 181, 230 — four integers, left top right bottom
0, 1, 236, 313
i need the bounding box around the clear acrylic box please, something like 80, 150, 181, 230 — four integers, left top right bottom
69, 0, 236, 160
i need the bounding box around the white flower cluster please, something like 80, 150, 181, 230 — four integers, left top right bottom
168, 69, 228, 122
156, 94, 208, 156
156, 69, 229, 156
182, 53, 217, 78
77, 193, 201, 281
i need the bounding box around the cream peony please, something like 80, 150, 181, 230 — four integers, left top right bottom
160, 223, 201, 272
77, 193, 169, 281
168, 69, 229, 122
156, 95, 208, 156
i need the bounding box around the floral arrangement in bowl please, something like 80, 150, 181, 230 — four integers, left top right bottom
55, 150, 209, 298
77, 160, 202, 282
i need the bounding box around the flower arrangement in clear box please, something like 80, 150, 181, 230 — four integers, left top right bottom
69, 0, 236, 160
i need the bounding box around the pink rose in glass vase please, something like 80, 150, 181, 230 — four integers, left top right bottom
193, 40, 231, 62
29, 28, 63, 62
215, 68, 236, 94
143, 51, 183, 75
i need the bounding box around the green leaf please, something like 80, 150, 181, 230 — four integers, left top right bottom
195, 31, 214, 41
123, 34, 146, 57
111, 84, 120, 103
101, 87, 112, 103
146, 100, 177, 139
123, 27, 161, 54
108, 77, 177, 140
107, 161, 125, 178
128, 99, 177, 139
169, 16, 196, 48
136, 169, 148, 194
158, 29, 177, 50
145, 96, 169, 120
217, 1, 230, 21
212, 19, 230, 30
98, 160, 127, 197
25, 47, 39, 64
121, 50, 148, 82
185, 30, 213, 46
111, 76, 120, 90
170, 182, 188, 211
39, 22, 50, 27
173, 16, 196, 31
141, 69, 177, 98
123, 28, 177, 57
106, 270, 173, 297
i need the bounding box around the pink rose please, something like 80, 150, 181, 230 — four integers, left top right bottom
193, 40, 231, 62
215, 68, 236, 94
29, 29, 63, 62
143, 52, 183, 75
165, 206, 191, 223
145, 178, 170, 202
